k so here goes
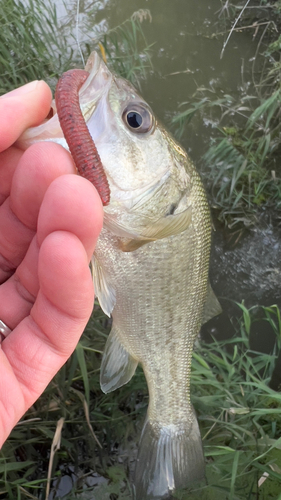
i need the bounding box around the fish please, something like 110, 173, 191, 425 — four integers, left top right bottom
18, 52, 221, 499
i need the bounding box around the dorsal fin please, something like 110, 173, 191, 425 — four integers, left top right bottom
202, 283, 222, 325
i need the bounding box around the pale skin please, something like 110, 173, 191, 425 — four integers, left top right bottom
0, 80, 103, 447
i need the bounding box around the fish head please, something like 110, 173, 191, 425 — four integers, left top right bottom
18, 52, 191, 223
82, 52, 191, 218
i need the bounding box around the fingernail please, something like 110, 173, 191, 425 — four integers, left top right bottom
0, 80, 40, 98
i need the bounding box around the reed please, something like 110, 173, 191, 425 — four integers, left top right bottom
0, 0, 152, 95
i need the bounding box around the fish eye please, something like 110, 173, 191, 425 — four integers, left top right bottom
122, 103, 154, 134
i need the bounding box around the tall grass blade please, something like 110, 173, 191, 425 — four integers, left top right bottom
76, 342, 90, 405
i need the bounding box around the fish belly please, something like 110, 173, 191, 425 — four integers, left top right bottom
95, 212, 210, 499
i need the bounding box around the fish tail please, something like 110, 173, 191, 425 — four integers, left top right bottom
133, 410, 205, 500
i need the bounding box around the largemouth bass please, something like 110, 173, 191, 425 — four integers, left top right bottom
19, 52, 221, 499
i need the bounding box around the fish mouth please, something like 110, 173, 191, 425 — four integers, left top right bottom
16, 53, 167, 209
79, 52, 113, 122
16, 51, 112, 150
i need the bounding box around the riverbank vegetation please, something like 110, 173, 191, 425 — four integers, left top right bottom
1, 1, 281, 499
172, 0, 281, 227
0, 0, 152, 94
1, 303, 281, 499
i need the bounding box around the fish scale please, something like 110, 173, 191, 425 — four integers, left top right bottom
94, 168, 213, 495
97, 143, 212, 499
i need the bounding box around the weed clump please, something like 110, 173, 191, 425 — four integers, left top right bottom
0, 0, 76, 93
172, 1, 281, 227
1, 304, 281, 499
0, 0, 152, 95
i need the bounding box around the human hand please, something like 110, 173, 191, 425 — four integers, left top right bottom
0, 81, 103, 447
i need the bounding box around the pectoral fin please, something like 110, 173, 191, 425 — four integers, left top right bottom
140, 206, 192, 240
119, 207, 192, 252
100, 327, 138, 393
202, 283, 222, 324
91, 255, 116, 317
104, 213, 140, 240
119, 239, 150, 252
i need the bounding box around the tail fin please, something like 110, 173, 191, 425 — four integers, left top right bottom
133, 410, 205, 500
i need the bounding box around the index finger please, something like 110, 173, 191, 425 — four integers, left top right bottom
0, 81, 52, 152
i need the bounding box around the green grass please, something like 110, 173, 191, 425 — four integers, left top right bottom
187, 303, 281, 500
1, 303, 281, 499
0, 0, 76, 93
202, 83, 281, 226
0, 0, 152, 95
91, 10, 153, 89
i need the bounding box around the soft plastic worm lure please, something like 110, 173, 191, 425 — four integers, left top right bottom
55, 69, 110, 206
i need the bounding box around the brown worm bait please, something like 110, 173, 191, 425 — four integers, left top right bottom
55, 69, 110, 206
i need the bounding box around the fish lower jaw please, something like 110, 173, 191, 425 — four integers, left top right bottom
103, 169, 171, 208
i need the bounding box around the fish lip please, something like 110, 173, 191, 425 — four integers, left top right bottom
79, 51, 113, 113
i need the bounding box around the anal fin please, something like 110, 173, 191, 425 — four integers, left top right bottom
100, 327, 138, 393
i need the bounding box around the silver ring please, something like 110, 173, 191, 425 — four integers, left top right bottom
0, 320, 12, 343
